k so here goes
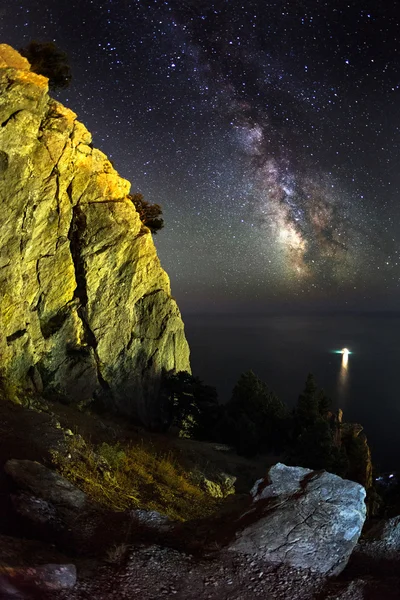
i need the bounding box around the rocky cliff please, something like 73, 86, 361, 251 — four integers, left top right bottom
0, 44, 190, 424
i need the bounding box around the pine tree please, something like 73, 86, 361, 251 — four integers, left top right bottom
20, 41, 72, 90
161, 371, 219, 439
317, 389, 331, 418
296, 373, 319, 427
289, 374, 340, 473
225, 370, 288, 456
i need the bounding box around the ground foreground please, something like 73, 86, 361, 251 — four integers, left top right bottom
1, 399, 400, 599
3, 540, 400, 600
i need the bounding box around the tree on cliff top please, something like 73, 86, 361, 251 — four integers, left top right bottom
129, 193, 164, 234
19, 41, 72, 90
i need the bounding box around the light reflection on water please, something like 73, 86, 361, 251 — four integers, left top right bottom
337, 349, 349, 404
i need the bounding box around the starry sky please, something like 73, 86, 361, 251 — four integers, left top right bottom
2, 0, 400, 313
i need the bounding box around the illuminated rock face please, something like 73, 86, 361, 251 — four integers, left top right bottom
0, 45, 190, 423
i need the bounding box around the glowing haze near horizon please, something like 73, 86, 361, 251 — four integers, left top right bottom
1, 1, 400, 312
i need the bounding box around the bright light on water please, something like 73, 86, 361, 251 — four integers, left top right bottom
333, 347, 351, 403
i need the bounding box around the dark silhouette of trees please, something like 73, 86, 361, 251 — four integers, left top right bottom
161, 368, 371, 489
289, 373, 345, 473
129, 193, 164, 234
222, 370, 289, 457
161, 371, 220, 438
296, 373, 319, 426
19, 41, 72, 90
295, 374, 332, 428
317, 388, 332, 418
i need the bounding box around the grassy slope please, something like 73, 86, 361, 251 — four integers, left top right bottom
0, 396, 270, 523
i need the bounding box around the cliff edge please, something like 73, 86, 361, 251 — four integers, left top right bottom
0, 44, 190, 424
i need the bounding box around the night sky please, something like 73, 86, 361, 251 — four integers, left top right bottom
1, 1, 400, 313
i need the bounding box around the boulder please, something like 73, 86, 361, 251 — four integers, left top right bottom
2, 563, 76, 593
364, 515, 400, 549
0, 534, 76, 595
227, 463, 366, 575
353, 515, 400, 568
5, 459, 175, 555
11, 492, 62, 528
4, 459, 86, 510
132, 509, 172, 532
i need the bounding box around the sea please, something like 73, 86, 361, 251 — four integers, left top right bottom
183, 313, 400, 472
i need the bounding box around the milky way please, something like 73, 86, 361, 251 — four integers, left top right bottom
170, 1, 373, 295
233, 121, 353, 283
1, 0, 399, 310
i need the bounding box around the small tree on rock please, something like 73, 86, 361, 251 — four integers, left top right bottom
129, 193, 164, 234
20, 41, 72, 90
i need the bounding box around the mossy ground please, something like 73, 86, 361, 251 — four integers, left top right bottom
52, 434, 221, 521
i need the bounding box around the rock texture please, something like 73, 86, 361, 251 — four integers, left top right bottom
0, 534, 77, 596
0, 44, 190, 423
51, 544, 326, 600
227, 463, 366, 575
4, 458, 173, 556
2, 563, 77, 594
4, 459, 86, 510
364, 516, 400, 549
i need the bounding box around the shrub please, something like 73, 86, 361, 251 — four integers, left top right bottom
105, 543, 129, 564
